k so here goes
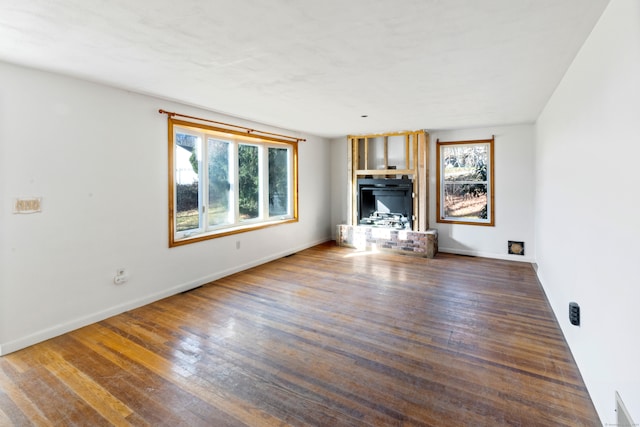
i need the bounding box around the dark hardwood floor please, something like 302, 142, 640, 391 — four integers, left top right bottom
0, 242, 599, 426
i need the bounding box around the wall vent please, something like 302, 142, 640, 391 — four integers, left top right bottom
616, 391, 635, 427
508, 240, 524, 255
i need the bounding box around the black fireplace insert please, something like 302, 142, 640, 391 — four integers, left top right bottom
357, 178, 413, 229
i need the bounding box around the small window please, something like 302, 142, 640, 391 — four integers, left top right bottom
169, 118, 298, 246
436, 137, 494, 226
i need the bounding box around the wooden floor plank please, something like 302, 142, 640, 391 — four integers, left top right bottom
0, 242, 599, 426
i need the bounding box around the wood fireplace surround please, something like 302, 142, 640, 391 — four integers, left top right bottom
337, 130, 438, 258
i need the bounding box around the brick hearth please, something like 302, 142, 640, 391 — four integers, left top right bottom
336, 225, 438, 258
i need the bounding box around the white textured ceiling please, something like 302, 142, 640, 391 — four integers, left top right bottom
0, 0, 609, 137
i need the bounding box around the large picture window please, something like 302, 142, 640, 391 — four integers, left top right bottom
436, 137, 494, 226
169, 118, 298, 246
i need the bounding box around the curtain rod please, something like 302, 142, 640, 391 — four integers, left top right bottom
158, 109, 306, 142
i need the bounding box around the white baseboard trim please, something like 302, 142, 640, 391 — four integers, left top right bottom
438, 247, 535, 263
0, 237, 331, 356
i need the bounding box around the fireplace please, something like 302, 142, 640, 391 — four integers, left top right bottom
357, 178, 413, 229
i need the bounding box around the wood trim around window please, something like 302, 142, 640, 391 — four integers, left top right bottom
167, 117, 299, 247
436, 137, 495, 226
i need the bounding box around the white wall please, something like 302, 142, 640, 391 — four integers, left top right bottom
0, 62, 332, 355
430, 125, 536, 261
329, 125, 536, 262
330, 137, 350, 237
535, 0, 640, 422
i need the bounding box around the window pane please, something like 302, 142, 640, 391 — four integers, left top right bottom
208, 138, 231, 227
238, 144, 259, 221
443, 144, 488, 183
170, 119, 299, 246
443, 182, 488, 219
269, 147, 289, 216
175, 133, 201, 232
440, 142, 490, 222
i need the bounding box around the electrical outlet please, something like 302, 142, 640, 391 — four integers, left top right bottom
114, 268, 128, 284
569, 302, 580, 326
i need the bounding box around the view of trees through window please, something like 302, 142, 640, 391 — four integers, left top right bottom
172, 125, 295, 238
238, 144, 259, 221
437, 138, 494, 225
443, 144, 488, 219
268, 147, 289, 217
175, 133, 200, 231
207, 138, 231, 227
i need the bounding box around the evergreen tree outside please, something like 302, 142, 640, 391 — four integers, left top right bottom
173, 127, 294, 234
238, 144, 259, 220
269, 147, 288, 216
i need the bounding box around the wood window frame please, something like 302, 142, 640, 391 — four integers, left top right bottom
436, 137, 495, 226
168, 117, 298, 247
